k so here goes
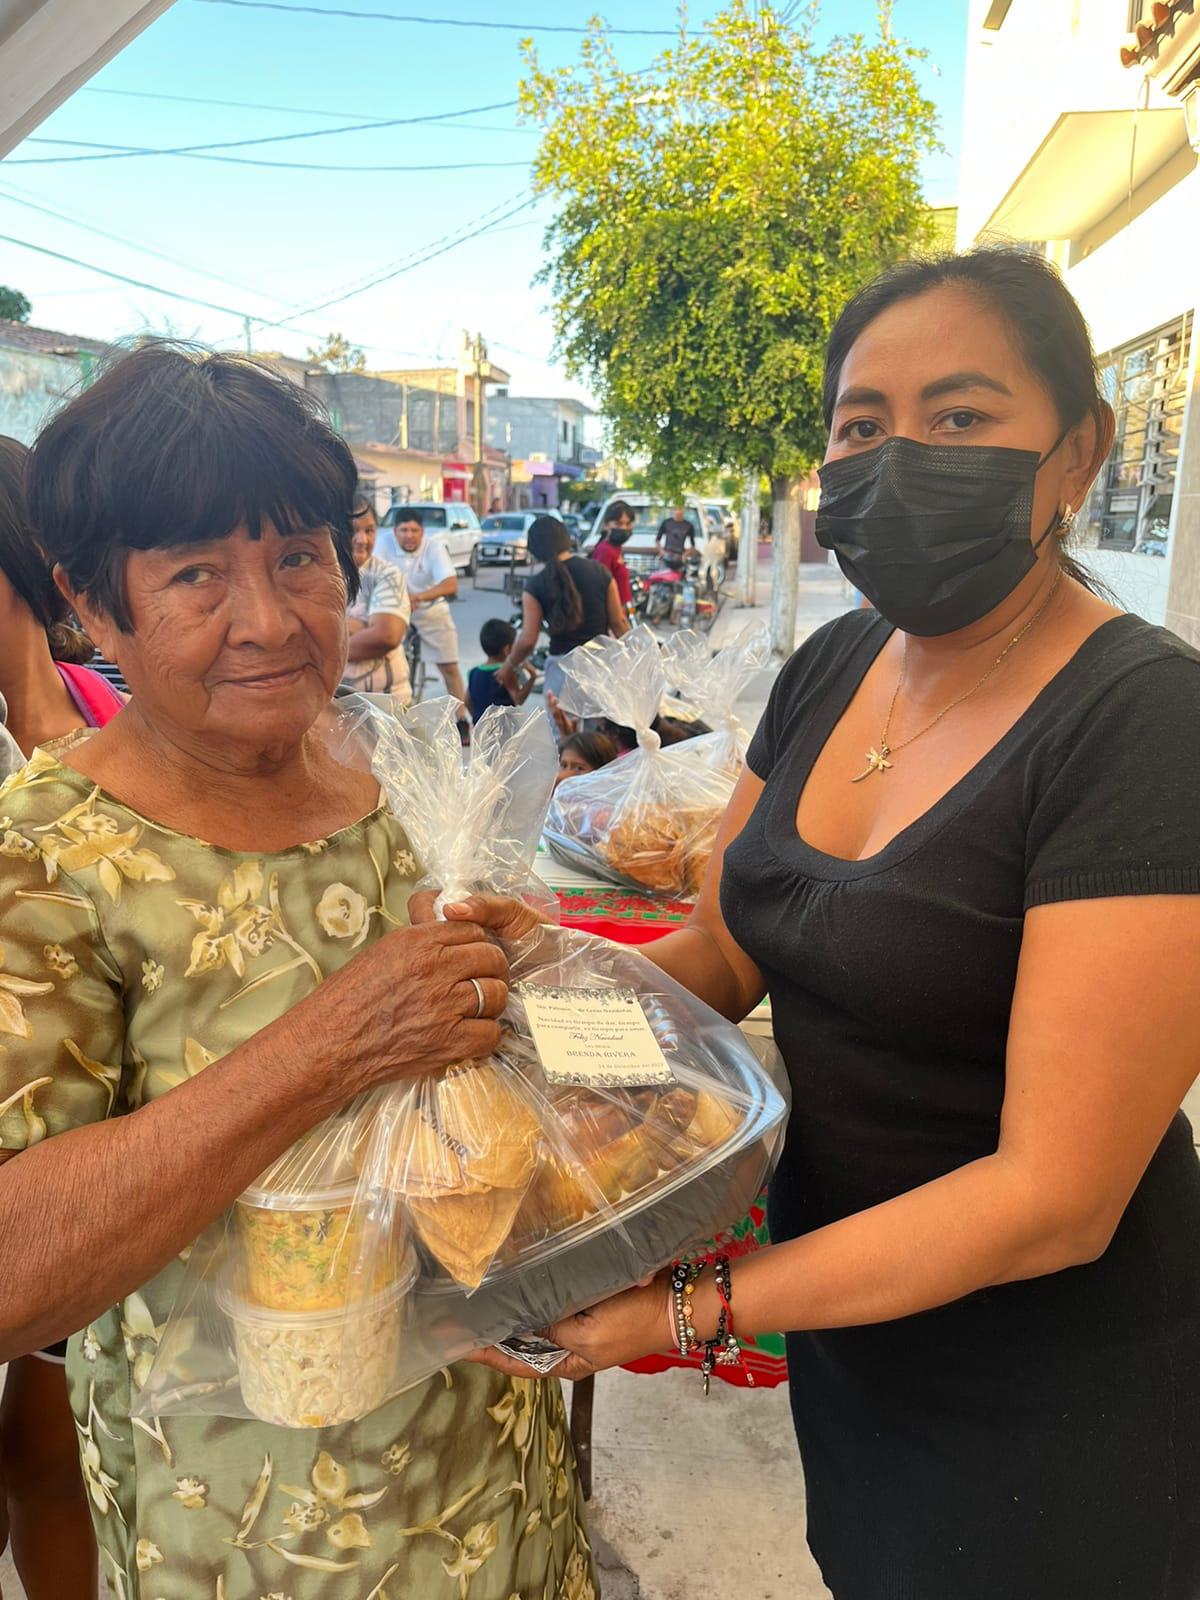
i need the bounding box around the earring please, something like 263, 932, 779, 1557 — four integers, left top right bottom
1058, 506, 1076, 534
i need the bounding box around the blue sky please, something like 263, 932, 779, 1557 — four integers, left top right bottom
0, 0, 967, 402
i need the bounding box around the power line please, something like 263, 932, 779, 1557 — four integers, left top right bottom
250, 186, 535, 323
80, 85, 533, 133
192, 0, 693, 36
0, 182, 297, 305
8, 144, 531, 169
0, 233, 267, 324
186, 154, 529, 172
259, 193, 540, 329
9, 97, 522, 165
0, 193, 540, 342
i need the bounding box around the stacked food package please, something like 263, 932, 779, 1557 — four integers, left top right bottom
137, 698, 786, 1427
543, 626, 738, 898
660, 622, 771, 777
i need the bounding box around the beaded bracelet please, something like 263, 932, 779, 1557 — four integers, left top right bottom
670, 1259, 702, 1356
672, 1253, 754, 1394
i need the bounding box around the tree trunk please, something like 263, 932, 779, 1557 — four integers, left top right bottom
769, 472, 804, 658
735, 469, 759, 607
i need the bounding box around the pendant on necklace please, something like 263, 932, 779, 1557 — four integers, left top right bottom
851, 744, 893, 783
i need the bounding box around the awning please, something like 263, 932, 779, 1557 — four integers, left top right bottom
0, 1, 176, 158
981, 107, 1191, 241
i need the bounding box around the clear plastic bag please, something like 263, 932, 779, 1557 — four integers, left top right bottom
137, 696, 787, 1426
544, 626, 738, 897
660, 622, 771, 776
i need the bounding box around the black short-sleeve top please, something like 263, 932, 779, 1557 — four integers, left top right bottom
720, 610, 1200, 1242
524, 556, 614, 655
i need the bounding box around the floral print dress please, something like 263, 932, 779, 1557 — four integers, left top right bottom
0, 745, 595, 1600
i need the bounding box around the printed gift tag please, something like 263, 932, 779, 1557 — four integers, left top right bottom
517, 983, 676, 1089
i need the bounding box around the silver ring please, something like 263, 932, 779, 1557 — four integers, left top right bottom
469, 978, 486, 1019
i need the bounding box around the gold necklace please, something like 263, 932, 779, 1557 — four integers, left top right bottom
851, 570, 1064, 783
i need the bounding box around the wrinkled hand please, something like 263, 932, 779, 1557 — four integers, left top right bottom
291, 921, 509, 1095
409, 889, 551, 946
468, 1275, 672, 1382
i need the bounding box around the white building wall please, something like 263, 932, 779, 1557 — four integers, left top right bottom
0, 345, 83, 444
957, 0, 1199, 624
957, 0, 1139, 248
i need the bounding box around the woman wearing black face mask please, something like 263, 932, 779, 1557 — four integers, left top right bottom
468, 248, 1200, 1600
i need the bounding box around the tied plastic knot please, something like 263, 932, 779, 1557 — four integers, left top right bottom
638, 726, 663, 755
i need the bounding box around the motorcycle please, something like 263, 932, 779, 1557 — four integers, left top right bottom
643, 551, 711, 629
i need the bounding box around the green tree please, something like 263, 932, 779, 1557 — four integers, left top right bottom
520, 1, 938, 651
0, 286, 32, 323
306, 331, 367, 373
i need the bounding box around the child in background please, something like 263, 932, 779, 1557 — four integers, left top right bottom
468, 619, 535, 721
556, 729, 619, 786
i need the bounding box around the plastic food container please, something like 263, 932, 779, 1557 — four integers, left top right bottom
235, 1117, 407, 1311
236, 1180, 378, 1312
219, 1250, 417, 1428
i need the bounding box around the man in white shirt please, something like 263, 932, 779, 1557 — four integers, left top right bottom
375, 512, 468, 708
342, 499, 412, 701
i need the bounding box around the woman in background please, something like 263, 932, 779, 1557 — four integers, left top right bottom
0, 433, 105, 1600
500, 515, 628, 702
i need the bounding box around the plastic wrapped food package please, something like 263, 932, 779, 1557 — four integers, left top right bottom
136, 697, 787, 1427
234, 1117, 407, 1312
220, 1264, 417, 1429
544, 626, 737, 898
660, 622, 771, 776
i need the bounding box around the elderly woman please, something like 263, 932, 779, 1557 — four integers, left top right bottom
0, 347, 593, 1597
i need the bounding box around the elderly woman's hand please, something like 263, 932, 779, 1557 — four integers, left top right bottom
408, 889, 553, 946
293, 921, 510, 1093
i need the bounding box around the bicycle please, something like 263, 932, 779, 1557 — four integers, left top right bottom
404, 624, 429, 703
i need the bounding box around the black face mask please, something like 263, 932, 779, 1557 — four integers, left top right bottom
815, 435, 1066, 636
606, 528, 632, 546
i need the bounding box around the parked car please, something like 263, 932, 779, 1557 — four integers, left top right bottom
559, 511, 587, 547
476, 511, 540, 566
378, 500, 482, 574
584, 494, 734, 578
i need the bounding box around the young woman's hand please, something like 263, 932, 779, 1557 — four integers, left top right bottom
545, 690, 578, 740
468, 1275, 672, 1381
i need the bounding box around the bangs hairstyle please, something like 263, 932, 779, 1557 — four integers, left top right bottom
26, 342, 360, 629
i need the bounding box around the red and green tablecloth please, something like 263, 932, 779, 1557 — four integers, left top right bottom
556, 879, 789, 1389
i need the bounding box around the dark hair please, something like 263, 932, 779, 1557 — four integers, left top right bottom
603, 500, 633, 526
594, 714, 711, 754
655, 712, 712, 745
0, 434, 94, 663
560, 730, 618, 771
351, 492, 375, 520
480, 617, 515, 657
26, 343, 360, 630
822, 246, 1111, 594
528, 515, 583, 636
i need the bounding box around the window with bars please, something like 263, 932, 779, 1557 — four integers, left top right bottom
1127, 0, 1145, 30
1083, 313, 1192, 556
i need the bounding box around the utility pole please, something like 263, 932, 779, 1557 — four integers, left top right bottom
243, 316, 253, 356
736, 468, 758, 607
467, 331, 487, 517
